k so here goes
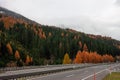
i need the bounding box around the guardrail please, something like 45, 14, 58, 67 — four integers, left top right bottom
0, 63, 108, 72
0, 63, 92, 72
0, 66, 44, 72
0, 63, 111, 79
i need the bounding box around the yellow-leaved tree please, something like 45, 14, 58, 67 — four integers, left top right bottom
63, 53, 71, 64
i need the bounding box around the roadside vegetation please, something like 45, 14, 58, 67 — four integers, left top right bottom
103, 72, 120, 80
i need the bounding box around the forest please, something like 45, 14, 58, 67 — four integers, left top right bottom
0, 8, 120, 67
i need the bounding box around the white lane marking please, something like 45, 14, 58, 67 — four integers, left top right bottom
30, 69, 75, 80
30, 64, 120, 80
28, 65, 105, 80
81, 69, 106, 80
81, 64, 120, 80
66, 74, 74, 77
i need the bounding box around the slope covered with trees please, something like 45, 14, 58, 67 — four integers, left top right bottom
0, 7, 120, 67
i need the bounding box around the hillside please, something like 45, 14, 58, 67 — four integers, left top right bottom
0, 7, 120, 67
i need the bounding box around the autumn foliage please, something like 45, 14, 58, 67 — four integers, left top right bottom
74, 51, 82, 64
0, 15, 28, 30
15, 50, 20, 60
29, 57, 33, 63
25, 55, 33, 65
74, 51, 114, 64
6, 43, 13, 55
0, 8, 118, 67
63, 53, 71, 64
103, 54, 114, 62
38, 28, 46, 39
25, 55, 30, 65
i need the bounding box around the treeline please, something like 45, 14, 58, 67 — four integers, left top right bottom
63, 51, 114, 64
0, 13, 120, 67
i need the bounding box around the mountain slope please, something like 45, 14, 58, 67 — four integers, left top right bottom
0, 7, 39, 25
0, 7, 120, 67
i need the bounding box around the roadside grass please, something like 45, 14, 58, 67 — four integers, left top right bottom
103, 72, 120, 80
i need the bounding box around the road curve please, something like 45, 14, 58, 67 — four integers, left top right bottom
30, 63, 120, 80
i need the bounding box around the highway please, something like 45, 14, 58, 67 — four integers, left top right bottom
0, 64, 98, 79
0, 63, 119, 80
30, 63, 120, 80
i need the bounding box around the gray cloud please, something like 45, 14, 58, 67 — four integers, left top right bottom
115, 0, 120, 6
0, 0, 120, 40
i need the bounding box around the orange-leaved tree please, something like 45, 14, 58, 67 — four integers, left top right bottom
108, 55, 114, 62
25, 55, 30, 65
63, 53, 71, 64
74, 51, 82, 64
103, 54, 114, 62
29, 57, 33, 63
15, 50, 20, 60
82, 51, 90, 63
6, 43, 13, 55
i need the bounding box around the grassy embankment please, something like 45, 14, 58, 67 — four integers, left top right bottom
103, 72, 120, 80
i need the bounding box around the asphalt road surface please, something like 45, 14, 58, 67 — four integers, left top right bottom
30, 63, 120, 80
0, 64, 92, 78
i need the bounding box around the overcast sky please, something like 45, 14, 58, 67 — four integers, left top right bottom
0, 0, 120, 40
